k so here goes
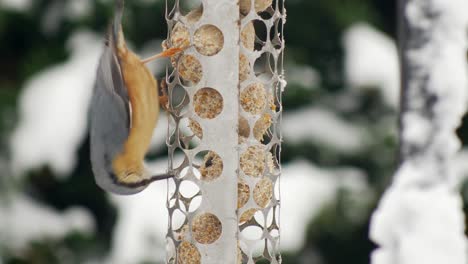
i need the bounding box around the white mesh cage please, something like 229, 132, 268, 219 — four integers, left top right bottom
164, 0, 285, 263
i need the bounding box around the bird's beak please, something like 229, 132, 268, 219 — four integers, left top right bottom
141, 46, 190, 64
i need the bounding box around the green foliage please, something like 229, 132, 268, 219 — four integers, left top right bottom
3, 232, 98, 264
0, 0, 465, 263
303, 191, 376, 264
4, 240, 60, 264
25, 138, 117, 250
282, 84, 321, 110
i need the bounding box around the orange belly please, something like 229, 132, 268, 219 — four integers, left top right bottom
111, 46, 160, 184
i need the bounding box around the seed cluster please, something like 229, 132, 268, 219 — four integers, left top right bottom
178, 241, 201, 264
164, 7, 256, 85
188, 119, 202, 139
199, 151, 223, 181
240, 145, 266, 177
241, 83, 267, 115
191, 213, 222, 244
239, 0, 273, 15
239, 176, 273, 223
193, 88, 223, 119
179, 54, 202, 84
238, 180, 250, 209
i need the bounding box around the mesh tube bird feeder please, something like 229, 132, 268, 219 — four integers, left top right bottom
163, 0, 285, 263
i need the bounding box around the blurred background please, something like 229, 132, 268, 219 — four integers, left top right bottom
0, 0, 467, 263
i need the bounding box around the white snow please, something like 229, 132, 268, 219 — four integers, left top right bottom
65, 0, 92, 20
106, 184, 168, 264
41, 0, 92, 34
282, 107, 367, 152
102, 157, 369, 263
344, 23, 400, 108
280, 160, 370, 252
139, 39, 167, 75
400, 112, 432, 148
370, 1, 468, 264
287, 64, 320, 89
370, 164, 467, 264
104, 158, 170, 264
0, 193, 95, 250
10, 31, 102, 177
0, 0, 31, 12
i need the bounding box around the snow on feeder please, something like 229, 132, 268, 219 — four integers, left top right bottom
164, 0, 285, 263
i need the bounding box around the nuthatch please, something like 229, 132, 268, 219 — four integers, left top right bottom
90, 0, 182, 195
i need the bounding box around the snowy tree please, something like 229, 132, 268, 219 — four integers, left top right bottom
370, 1, 468, 263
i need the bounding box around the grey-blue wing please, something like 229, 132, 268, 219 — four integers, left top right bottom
90, 46, 145, 195
98, 37, 129, 105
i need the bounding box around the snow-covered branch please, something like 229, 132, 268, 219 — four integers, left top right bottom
370, 0, 468, 263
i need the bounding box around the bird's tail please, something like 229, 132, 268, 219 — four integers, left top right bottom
113, 0, 124, 36
109, 0, 125, 52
